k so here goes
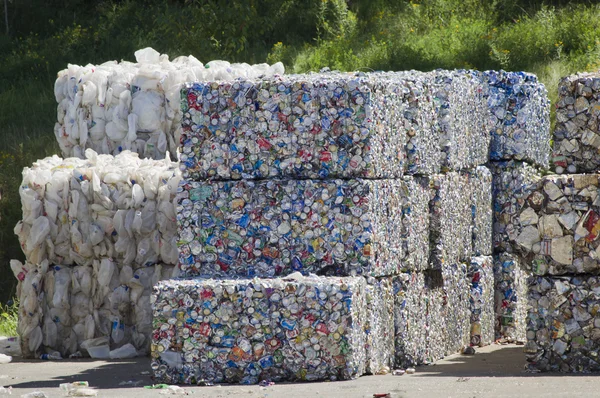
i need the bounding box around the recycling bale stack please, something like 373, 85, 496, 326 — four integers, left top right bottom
14, 150, 181, 358
503, 173, 600, 372
154, 71, 439, 383
484, 71, 551, 343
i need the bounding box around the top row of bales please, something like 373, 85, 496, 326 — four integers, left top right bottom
54, 49, 551, 177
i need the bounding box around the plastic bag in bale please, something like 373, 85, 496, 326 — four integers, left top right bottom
393, 272, 428, 368
53, 47, 284, 160
484, 70, 550, 168
151, 275, 367, 384
179, 72, 413, 180
513, 174, 600, 275
468, 256, 495, 347
525, 274, 600, 372
494, 253, 528, 343
490, 161, 541, 253
177, 177, 429, 278
553, 72, 600, 174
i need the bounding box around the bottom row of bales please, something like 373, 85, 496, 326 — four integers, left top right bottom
150, 255, 526, 384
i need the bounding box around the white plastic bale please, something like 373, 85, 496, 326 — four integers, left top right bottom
468, 256, 495, 347
16, 156, 87, 267
494, 253, 528, 343
483, 71, 550, 168
176, 177, 429, 278
393, 272, 428, 367
14, 258, 174, 358
553, 72, 600, 174
429, 70, 490, 171
511, 174, 600, 275
525, 274, 600, 372
364, 277, 394, 375
16, 150, 181, 268
490, 161, 541, 253
15, 260, 46, 358
53, 47, 285, 160
150, 275, 367, 384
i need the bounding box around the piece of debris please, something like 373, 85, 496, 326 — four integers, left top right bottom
457, 377, 470, 382
392, 369, 405, 376
405, 368, 416, 374
462, 346, 476, 355
20, 392, 49, 398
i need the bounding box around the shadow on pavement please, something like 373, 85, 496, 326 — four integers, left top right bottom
414, 346, 593, 378
8, 358, 151, 389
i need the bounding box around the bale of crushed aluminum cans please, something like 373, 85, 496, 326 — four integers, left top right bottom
429, 70, 490, 171
512, 174, 600, 275
526, 274, 600, 372
553, 72, 600, 174
150, 275, 367, 384
14, 258, 176, 359
443, 263, 471, 355
468, 256, 495, 347
53, 47, 284, 159
365, 277, 394, 374
470, 166, 493, 256
483, 70, 551, 168
393, 272, 428, 367
425, 264, 470, 359
429, 172, 473, 268
177, 177, 430, 278
15, 150, 181, 268
490, 161, 541, 253
494, 253, 528, 342
179, 71, 440, 181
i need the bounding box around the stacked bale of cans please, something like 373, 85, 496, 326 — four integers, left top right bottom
484, 71, 551, 344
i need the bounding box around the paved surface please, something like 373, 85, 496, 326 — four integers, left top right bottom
1, 344, 599, 397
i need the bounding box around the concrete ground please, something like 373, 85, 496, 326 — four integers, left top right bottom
2, 344, 599, 397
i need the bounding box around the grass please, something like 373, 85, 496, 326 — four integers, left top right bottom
0, 301, 19, 337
